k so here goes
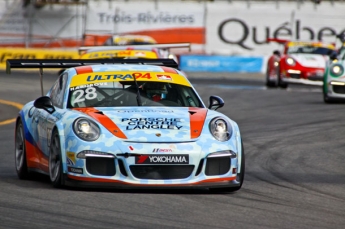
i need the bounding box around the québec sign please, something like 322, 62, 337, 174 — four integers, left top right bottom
218, 19, 344, 50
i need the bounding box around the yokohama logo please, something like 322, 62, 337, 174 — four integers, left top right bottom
152, 148, 173, 153
136, 155, 189, 164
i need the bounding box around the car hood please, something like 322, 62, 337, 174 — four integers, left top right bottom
289, 54, 328, 68
73, 107, 208, 142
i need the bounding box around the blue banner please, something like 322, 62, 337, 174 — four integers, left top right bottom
179, 55, 263, 73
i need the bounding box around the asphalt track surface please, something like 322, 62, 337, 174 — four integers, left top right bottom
0, 70, 344, 229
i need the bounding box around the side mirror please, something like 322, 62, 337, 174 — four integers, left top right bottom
208, 95, 224, 110
329, 51, 338, 61
34, 96, 55, 114
273, 50, 281, 57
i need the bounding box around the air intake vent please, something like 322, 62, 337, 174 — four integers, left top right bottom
86, 157, 115, 176
333, 85, 345, 94
130, 165, 194, 179
205, 157, 230, 176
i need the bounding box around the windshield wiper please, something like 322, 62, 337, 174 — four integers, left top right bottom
132, 74, 142, 106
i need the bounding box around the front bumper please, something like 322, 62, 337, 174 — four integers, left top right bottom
64, 142, 240, 189
281, 68, 324, 86
64, 174, 239, 189
325, 81, 345, 100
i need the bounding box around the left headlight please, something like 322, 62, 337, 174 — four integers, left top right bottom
330, 64, 344, 77
209, 117, 232, 142
73, 118, 100, 141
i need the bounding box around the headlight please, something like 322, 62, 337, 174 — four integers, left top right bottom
77, 150, 114, 159
168, 54, 175, 59
274, 61, 279, 67
330, 64, 344, 77
209, 117, 232, 142
73, 118, 100, 141
286, 57, 296, 66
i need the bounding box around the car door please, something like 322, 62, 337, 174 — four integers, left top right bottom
37, 73, 68, 171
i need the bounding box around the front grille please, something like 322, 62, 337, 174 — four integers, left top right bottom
130, 165, 194, 179
289, 73, 301, 79
205, 157, 231, 176
333, 85, 345, 94
86, 157, 116, 176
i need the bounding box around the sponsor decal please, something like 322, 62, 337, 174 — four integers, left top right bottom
86, 72, 152, 82
134, 51, 146, 56
129, 146, 134, 151
122, 117, 183, 130
70, 82, 108, 91
152, 148, 173, 153
135, 154, 189, 164
68, 167, 83, 174
67, 152, 76, 165
157, 74, 172, 81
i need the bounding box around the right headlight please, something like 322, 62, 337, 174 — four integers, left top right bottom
209, 117, 232, 142
330, 64, 344, 77
73, 118, 100, 141
286, 57, 296, 66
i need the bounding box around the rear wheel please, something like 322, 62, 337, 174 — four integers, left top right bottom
15, 120, 30, 179
210, 141, 245, 193
266, 67, 277, 88
266, 73, 277, 88
49, 130, 64, 188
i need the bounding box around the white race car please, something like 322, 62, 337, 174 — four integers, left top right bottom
8, 58, 245, 192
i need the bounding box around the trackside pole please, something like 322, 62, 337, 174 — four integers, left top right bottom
39, 68, 44, 96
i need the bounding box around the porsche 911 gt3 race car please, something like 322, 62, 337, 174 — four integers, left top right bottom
323, 51, 345, 103
266, 39, 337, 88
78, 43, 191, 63
8, 58, 244, 192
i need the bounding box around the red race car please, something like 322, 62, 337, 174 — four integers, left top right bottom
266, 39, 337, 88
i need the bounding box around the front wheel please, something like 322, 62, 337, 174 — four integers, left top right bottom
210, 141, 245, 193
277, 68, 288, 89
323, 85, 334, 103
49, 130, 64, 188
15, 119, 30, 179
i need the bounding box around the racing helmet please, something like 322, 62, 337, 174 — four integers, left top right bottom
143, 83, 168, 102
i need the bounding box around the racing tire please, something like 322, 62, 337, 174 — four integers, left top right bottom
277, 68, 288, 89
266, 75, 277, 88
49, 130, 64, 188
323, 86, 335, 104
323, 92, 333, 103
209, 141, 245, 193
265, 68, 278, 88
15, 119, 30, 179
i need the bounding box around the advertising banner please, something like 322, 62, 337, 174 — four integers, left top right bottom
1, 1, 345, 59
86, 1, 205, 45
179, 55, 263, 73
206, 1, 345, 56
0, 48, 79, 69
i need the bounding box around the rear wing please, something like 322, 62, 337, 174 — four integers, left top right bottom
78, 43, 191, 55
266, 38, 289, 44
6, 58, 179, 74
6, 58, 179, 96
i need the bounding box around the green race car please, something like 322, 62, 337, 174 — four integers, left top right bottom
323, 47, 345, 103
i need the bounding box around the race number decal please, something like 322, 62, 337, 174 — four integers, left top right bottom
73, 87, 97, 103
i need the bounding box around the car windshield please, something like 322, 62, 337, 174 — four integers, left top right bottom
287, 46, 334, 55
67, 81, 203, 108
